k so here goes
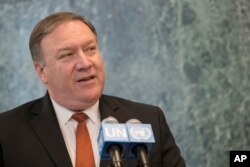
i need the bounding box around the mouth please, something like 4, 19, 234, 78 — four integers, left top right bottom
77, 75, 95, 82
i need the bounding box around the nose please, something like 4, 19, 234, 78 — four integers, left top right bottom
75, 51, 92, 72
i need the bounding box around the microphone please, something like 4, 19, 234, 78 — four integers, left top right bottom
126, 119, 155, 167
97, 116, 129, 167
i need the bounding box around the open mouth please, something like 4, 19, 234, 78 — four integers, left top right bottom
77, 76, 95, 82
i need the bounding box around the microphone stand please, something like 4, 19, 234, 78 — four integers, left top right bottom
108, 145, 123, 167
135, 145, 150, 167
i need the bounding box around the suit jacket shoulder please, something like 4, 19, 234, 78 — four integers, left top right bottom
100, 94, 161, 123
0, 98, 42, 135
0, 94, 72, 167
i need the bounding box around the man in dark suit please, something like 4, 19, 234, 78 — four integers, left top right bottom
0, 12, 185, 167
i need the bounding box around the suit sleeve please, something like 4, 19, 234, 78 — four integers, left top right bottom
157, 107, 186, 167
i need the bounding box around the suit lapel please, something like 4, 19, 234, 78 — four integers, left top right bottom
29, 93, 72, 167
99, 95, 130, 123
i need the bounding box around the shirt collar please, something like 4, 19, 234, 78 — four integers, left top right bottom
51, 97, 101, 126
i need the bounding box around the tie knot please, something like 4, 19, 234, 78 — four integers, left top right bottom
72, 113, 88, 122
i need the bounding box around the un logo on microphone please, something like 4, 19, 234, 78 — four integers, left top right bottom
125, 123, 155, 159
128, 124, 153, 141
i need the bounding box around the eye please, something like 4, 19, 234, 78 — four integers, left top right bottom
85, 46, 96, 52
59, 52, 74, 59
65, 52, 73, 56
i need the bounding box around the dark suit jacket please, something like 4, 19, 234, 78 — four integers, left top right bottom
0, 93, 185, 167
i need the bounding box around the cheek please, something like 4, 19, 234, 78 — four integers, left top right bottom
47, 65, 71, 82
59, 68, 73, 82
99, 64, 106, 85
96, 57, 105, 71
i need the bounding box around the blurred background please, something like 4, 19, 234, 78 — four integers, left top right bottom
0, 0, 250, 166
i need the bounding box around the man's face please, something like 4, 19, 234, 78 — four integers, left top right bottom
36, 20, 105, 111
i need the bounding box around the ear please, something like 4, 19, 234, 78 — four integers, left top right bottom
34, 62, 48, 84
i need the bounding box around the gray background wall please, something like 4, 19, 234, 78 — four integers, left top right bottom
0, 0, 250, 166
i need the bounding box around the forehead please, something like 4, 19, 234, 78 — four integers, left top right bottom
41, 20, 97, 49
50, 20, 95, 38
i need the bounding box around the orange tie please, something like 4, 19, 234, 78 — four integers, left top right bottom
72, 113, 95, 167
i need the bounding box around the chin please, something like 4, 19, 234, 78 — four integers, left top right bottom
81, 91, 101, 102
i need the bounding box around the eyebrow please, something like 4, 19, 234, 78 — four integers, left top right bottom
55, 39, 97, 55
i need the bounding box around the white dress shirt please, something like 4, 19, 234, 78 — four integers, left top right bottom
51, 97, 101, 167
